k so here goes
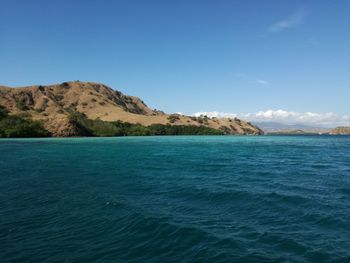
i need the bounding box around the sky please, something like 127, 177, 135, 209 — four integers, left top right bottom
0, 0, 349, 126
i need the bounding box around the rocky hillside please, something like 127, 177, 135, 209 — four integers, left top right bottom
330, 127, 350, 135
0, 81, 263, 136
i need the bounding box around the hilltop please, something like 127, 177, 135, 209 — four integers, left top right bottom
0, 81, 263, 137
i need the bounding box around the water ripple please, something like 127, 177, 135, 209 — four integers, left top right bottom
1, 136, 350, 262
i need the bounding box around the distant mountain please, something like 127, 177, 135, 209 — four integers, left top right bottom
330, 127, 350, 135
0, 81, 263, 136
253, 122, 330, 134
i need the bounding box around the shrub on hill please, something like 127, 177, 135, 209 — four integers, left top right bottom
0, 105, 51, 138
167, 114, 180, 123
68, 110, 224, 137
0, 105, 8, 119
16, 101, 29, 111
219, 125, 232, 135
0, 106, 224, 138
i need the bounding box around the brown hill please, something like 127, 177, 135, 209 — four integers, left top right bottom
330, 127, 350, 135
0, 81, 263, 136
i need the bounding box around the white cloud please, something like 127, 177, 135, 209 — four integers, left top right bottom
234, 73, 271, 86
268, 7, 308, 33
193, 110, 350, 128
257, 79, 270, 85
194, 111, 238, 119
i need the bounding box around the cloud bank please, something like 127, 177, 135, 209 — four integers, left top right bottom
193, 110, 350, 128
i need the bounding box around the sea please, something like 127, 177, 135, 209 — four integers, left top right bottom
1, 136, 349, 262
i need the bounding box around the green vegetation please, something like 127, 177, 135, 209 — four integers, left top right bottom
0, 106, 224, 138
0, 105, 8, 119
54, 94, 64, 101
0, 105, 51, 138
191, 115, 209, 124
167, 114, 180, 123
16, 101, 29, 111
68, 111, 224, 137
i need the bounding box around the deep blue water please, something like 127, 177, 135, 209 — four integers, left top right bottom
1, 136, 350, 262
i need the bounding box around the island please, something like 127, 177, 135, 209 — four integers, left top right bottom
329, 127, 350, 135
0, 81, 263, 137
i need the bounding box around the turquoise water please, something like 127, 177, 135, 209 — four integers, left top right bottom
1, 136, 350, 262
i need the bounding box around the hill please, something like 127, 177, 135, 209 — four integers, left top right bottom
266, 129, 319, 135
330, 127, 350, 135
254, 122, 330, 134
0, 81, 263, 137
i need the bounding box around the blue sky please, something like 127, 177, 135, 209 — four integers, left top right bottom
0, 0, 349, 125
